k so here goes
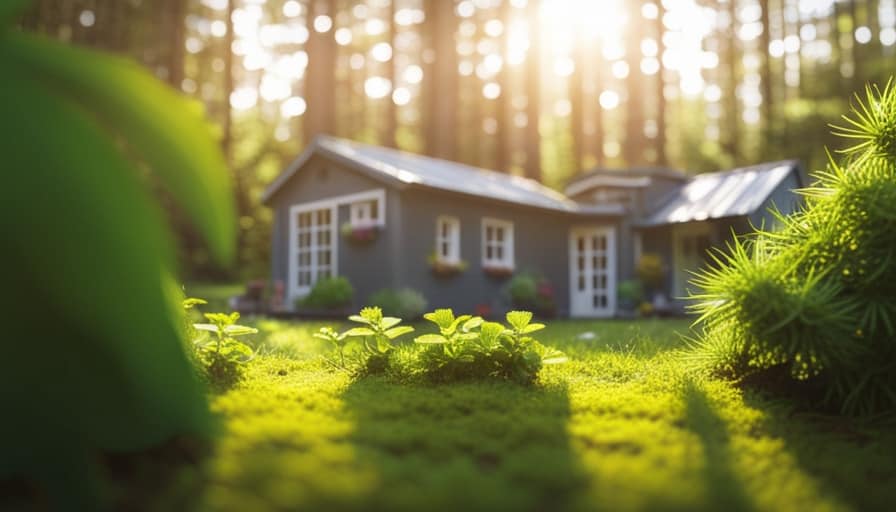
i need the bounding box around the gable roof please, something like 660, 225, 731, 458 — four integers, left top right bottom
263, 135, 620, 214
565, 166, 688, 195
639, 160, 802, 226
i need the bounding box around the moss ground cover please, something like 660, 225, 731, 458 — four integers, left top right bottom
102, 318, 896, 511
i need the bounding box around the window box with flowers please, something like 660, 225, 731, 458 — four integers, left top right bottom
482, 264, 514, 279
341, 221, 379, 244
341, 198, 382, 244
428, 252, 468, 277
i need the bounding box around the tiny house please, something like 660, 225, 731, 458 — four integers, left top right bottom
263, 136, 804, 317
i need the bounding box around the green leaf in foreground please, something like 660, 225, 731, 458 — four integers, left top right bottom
1, 32, 236, 264
0, 31, 235, 508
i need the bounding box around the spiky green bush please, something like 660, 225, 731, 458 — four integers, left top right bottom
688, 80, 896, 416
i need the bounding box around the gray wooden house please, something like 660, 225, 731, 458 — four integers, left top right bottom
262, 136, 804, 317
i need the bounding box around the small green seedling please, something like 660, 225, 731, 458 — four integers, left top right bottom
313, 326, 350, 370
345, 306, 416, 354
193, 313, 258, 364
414, 308, 483, 361
317, 307, 415, 374
503, 311, 568, 365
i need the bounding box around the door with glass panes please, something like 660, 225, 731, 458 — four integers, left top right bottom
289, 206, 336, 303
569, 227, 616, 317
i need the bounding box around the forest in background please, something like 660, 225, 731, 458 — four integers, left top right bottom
17, 0, 896, 279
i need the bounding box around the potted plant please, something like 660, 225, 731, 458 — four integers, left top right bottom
617, 279, 644, 316
636, 253, 672, 315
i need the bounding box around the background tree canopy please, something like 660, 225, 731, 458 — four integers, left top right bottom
17, 0, 896, 280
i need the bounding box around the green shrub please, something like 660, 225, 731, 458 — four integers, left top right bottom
368, 288, 428, 318
300, 276, 354, 310
687, 80, 896, 416
314, 307, 566, 384
415, 309, 567, 384
508, 273, 538, 305
617, 280, 644, 310
508, 272, 557, 317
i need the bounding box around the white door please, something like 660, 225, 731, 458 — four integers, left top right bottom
569, 227, 616, 317
288, 205, 337, 305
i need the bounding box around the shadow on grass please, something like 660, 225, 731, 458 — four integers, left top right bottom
341, 377, 586, 511
681, 381, 756, 512
739, 389, 896, 511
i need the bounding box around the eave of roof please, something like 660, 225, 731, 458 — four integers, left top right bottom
263, 136, 595, 214
566, 166, 689, 187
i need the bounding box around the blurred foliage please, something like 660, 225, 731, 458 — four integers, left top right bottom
617, 279, 644, 308
299, 276, 355, 310
368, 287, 428, 319
0, 6, 234, 507
636, 253, 666, 291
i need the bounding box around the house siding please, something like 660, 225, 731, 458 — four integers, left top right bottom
268, 155, 399, 309
394, 188, 621, 316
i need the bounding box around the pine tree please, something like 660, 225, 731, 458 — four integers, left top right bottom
689, 80, 896, 416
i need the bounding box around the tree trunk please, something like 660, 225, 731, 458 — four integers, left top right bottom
623, 0, 644, 166
759, 0, 774, 155
591, 42, 605, 169
222, 0, 235, 163
655, 0, 667, 167
493, 0, 511, 172
423, 0, 458, 160
381, 0, 398, 147
722, 0, 741, 163
523, 0, 541, 181
166, 0, 186, 90
569, 37, 585, 172
304, 0, 337, 145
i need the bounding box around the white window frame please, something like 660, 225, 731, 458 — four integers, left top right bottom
435, 216, 461, 264
481, 217, 515, 269
288, 189, 386, 306
350, 199, 381, 228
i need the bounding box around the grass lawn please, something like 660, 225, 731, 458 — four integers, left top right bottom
127, 318, 896, 511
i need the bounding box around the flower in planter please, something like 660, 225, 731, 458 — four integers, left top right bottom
475, 303, 493, 318
341, 222, 379, 244
537, 280, 555, 299
482, 264, 514, 279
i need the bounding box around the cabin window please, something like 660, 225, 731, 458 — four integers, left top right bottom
481, 218, 514, 268
350, 199, 378, 227
435, 216, 461, 263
